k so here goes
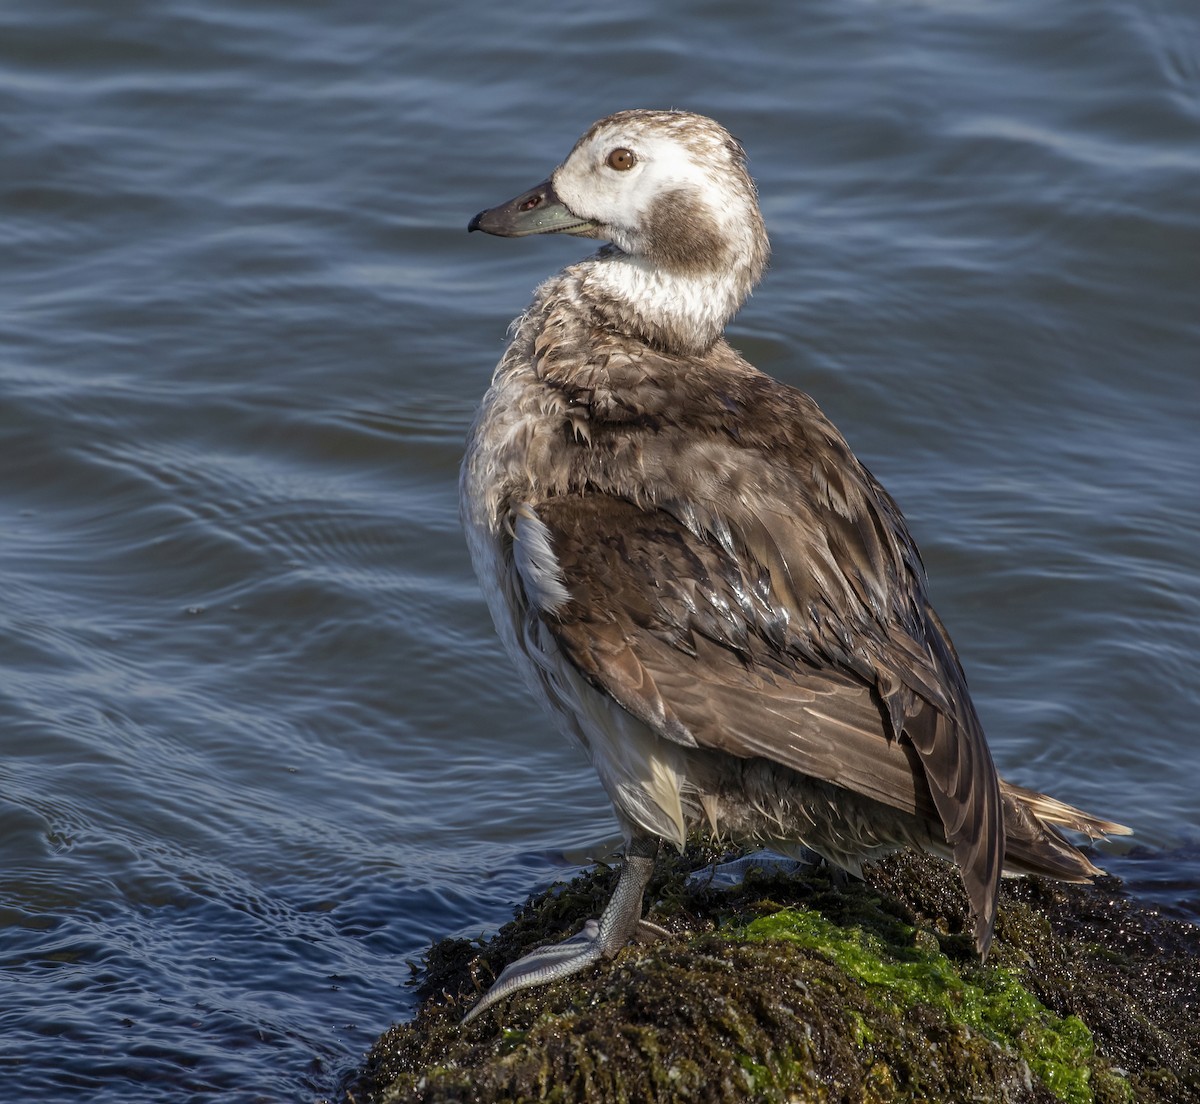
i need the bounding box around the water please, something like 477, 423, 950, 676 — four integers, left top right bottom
1, 0, 1197, 1099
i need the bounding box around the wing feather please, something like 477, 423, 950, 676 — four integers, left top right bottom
505, 354, 1006, 951
522, 490, 1003, 952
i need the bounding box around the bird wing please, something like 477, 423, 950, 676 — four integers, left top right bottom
516, 494, 935, 814
511, 362, 1008, 950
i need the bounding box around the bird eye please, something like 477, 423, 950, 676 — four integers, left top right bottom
606, 147, 637, 171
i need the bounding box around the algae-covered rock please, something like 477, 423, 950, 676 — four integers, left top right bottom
344, 848, 1200, 1104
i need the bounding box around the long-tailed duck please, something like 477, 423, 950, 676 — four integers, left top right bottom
460, 109, 1128, 1023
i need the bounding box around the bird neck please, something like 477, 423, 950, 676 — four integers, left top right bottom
571, 247, 759, 357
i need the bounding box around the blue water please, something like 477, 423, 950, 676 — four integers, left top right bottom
1, 1, 1198, 1099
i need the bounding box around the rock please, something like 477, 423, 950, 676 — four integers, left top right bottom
343, 847, 1200, 1104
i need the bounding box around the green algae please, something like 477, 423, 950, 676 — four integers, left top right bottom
736, 907, 1104, 1104
345, 849, 1200, 1104
734, 1052, 811, 1098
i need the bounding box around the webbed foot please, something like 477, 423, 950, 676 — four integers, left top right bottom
684, 847, 817, 890
463, 837, 660, 1024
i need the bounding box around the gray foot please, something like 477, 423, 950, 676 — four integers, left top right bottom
463, 837, 660, 1024
684, 848, 818, 890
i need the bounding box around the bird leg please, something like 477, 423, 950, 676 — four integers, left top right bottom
462, 836, 660, 1024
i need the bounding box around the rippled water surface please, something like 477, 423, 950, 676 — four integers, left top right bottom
2, 1, 1198, 1099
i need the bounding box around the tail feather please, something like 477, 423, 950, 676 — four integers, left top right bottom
999, 779, 1131, 882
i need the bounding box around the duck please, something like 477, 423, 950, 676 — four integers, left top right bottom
459, 109, 1129, 1024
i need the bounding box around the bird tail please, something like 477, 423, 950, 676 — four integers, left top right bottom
999, 780, 1132, 881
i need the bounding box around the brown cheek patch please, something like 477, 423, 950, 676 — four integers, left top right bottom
644, 188, 728, 276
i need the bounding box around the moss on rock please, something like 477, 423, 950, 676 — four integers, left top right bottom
343, 848, 1200, 1104
737, 908, 1097, 1103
